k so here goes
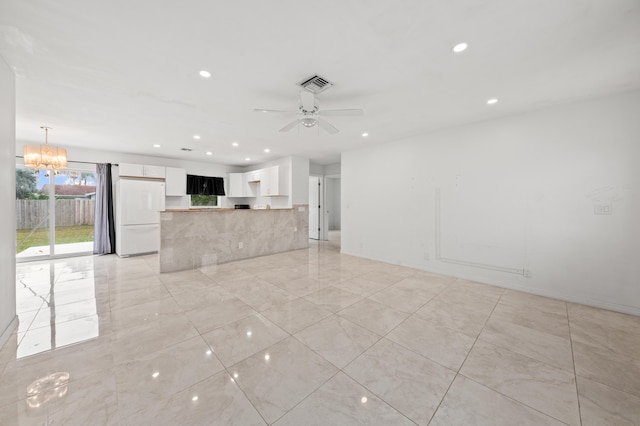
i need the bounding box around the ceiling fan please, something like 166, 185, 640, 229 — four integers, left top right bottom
254, 91, 363, 134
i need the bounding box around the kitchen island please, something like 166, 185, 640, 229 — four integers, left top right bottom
159, 205, 309, 272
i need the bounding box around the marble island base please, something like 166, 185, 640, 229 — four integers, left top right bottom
159, 205, 309, 273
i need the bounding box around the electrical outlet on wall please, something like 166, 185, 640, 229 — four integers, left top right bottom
594, 203, 612, 215
238, 242, 244, 249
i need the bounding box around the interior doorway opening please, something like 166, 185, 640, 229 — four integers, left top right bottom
309, 174, 341, 246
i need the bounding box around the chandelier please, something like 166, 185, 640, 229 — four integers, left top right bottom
23, 126, 67, 172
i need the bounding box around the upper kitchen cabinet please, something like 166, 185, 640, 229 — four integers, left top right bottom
244, 173, 257, 197
262, 166, 288, 196
165, 167, 186, 196
119, 163, 166, 179
227, 173, 244, 197
227, 172, 257, 197
245, 169, 263, 183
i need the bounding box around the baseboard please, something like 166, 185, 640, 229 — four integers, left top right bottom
340, 249, 640, 317
0, 315, 18, 350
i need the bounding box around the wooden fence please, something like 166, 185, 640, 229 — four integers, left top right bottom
16, 199, 96, 229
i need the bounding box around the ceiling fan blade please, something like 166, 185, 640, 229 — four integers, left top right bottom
253, 108, 294, 113
318, 108, 364, 117
318, 118, 339, 134
299, 91, 316, 111
279, 119, 299, 132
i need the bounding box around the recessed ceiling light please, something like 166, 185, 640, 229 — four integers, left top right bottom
193, 135, 201, 140
362, 132, 369, 137
245, 157, 251, 161
199, 70, 211, 78
152, 144, 160, 148
452, 42, 468, 53
206, 151, 212, 156
264, 148, 270, 153
487, 98, 499, 105
232, 142, 239, 147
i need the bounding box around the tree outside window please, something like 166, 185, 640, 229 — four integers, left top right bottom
190, 195, 218, 207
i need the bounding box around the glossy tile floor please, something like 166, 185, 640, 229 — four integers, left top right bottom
1, 240, 639, 425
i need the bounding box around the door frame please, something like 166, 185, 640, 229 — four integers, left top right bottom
308, 175, 322, 240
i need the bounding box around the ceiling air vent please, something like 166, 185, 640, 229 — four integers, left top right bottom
180, 148, 193, 152
297, 75, 333, 94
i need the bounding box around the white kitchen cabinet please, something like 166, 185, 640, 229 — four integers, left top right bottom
262, 166, 288, 196
227, 173, 244, 197
144, 165, 166, 178
243, 173, 257, 197
245, 169, 263, 182
119, 163, 166, 179
118, 163, 144, 177
165, 167, 186, 196
228, 172, 257, 197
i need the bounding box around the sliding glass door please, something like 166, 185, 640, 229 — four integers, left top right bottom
16, 165, 96, 261
54, 170, 96, 255
16, 168, 51, 259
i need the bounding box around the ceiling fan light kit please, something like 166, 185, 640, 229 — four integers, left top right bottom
301, 117, 317, 128
255, 75, 364, 134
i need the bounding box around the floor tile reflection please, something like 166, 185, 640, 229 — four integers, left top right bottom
15, 257, 102, 358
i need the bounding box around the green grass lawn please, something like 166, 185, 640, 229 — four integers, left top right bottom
16, 225, 94, 253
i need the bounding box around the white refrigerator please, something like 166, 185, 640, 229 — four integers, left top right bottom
115, 179, 165, 256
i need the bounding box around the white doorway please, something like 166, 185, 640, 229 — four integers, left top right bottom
325, 176, 341, 230
309, 176, 321, 240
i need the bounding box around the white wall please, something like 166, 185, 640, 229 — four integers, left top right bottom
309, 162, 340, 176
342, 90, 640, 315
0, 57, 17, 349
291, 156, 310, 205
309, 162, 324, 176
324, 163, 341, 176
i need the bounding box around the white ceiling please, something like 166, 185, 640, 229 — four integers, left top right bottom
1, 0, 639, 166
